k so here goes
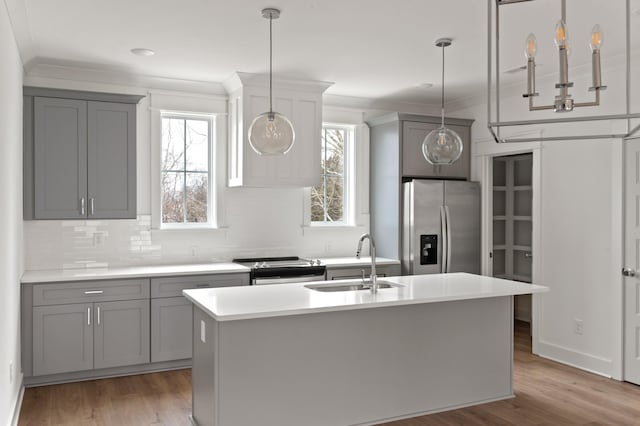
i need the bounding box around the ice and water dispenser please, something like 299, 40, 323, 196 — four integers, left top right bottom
420, 234, 438, 265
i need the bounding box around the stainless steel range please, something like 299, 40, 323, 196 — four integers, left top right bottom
233, 256, 326, 285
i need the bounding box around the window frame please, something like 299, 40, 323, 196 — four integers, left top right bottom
310, 123, 356, 227
159, 111, 216, 230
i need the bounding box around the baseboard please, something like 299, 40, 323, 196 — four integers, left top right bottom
10, 374, 25, 426
536, 340, 613, 378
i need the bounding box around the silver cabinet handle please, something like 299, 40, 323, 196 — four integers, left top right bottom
622, 267, 636, 277
195, 283, 210, 288
87, 307, 91, 326
84, 290, 103, 295
97, 306, 101, 325
80, 197, 86, 216
525, 253, 533, 258
89, 197, 95, 216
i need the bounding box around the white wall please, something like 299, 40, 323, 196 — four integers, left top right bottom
0, 1, 24, 423
450, 56, 634, 377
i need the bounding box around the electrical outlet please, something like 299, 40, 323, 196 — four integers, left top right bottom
92, 231, 106, 247
190, 246, 199, 257
9, 362, 13, 384
574, 319, 584, 335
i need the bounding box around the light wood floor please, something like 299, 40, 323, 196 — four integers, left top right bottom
19, 322, 640, 425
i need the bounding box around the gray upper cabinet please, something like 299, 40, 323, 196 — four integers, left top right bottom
24, 87, 143, 220
401, 121, 471, 179
367, 113, 473, 181
34, 97, 88, 219
87, 102, 137, 219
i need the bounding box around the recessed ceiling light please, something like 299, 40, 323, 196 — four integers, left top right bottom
130, 48, 155, 56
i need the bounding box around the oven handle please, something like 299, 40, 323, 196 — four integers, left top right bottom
253, 275, 326, 285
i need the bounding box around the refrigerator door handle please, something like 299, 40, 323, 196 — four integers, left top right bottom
440, 206, 447, 273
445, 205, 452, 273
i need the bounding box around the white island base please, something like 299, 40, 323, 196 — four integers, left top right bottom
190, 294, 515, 425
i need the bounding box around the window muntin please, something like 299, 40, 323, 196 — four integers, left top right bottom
161, 114, 213, 227
311, 125, 352, 224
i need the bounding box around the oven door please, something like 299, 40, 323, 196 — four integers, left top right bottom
253, 274, 325, 285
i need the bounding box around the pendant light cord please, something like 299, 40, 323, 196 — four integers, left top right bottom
440, 44, 445, 128
269, 12, 273, 115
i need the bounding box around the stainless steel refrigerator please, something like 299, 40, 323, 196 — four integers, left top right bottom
402, 180, 480, 275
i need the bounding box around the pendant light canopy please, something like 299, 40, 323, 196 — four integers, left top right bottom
248, 8, 295, 156
422, 38, 463, 165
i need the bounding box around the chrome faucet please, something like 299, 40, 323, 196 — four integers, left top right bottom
356, 233, 378, 294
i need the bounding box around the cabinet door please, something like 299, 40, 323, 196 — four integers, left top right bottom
87, 101, 136, 219
401, 121, 470, 180
402, 121, 439, 178
440, 124, 470, 180
34, 97, 88, 219
94, 299, 150, 369
151, 297, 193, 362
33, 303, 93, 376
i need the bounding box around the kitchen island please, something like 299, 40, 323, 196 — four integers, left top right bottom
183, 273, 548, 426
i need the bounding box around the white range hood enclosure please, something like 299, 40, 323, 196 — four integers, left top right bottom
223, 72, 333, 187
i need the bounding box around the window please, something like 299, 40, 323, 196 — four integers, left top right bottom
161, 113, 214, 228
311, 124, 353, 224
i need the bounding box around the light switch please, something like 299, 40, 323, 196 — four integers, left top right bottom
200, 320, 206, 343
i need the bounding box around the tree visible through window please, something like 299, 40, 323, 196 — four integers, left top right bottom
311, 126, 348, 223
161, 115, 211, 225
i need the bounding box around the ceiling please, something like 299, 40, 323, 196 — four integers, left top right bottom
7, 0, 640, 106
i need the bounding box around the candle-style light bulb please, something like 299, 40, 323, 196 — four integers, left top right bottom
590, 24, 603, 52
524, 33, 537, 59
554, 20, 568, 49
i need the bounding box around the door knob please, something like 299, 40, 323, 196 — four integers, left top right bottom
622, 267, 636, 277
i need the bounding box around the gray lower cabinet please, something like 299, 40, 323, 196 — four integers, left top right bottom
150, 273, 250, 363
94, 299, 150, 369
24, 87, 143, 220
33, 303, 93, 376
326, 264, 401, 280
33, 300, 150, 375
151, 297, 192, 362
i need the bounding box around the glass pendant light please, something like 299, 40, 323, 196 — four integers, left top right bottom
248, 8, 295, 156
422, 38, 463, 165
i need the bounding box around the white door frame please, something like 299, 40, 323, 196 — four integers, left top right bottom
621, 136, 640, 382
474, 136, 542, 354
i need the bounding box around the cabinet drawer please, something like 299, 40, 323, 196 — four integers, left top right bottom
151, 273, 250, 298
33, 279, 150, 306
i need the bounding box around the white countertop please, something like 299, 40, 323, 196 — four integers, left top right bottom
20, 262, 250, 284
20, 257, 400, 284
183, 272, 548, 322
319, 257, 399, 267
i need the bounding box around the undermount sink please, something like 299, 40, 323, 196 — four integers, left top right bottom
305, 280, 403, 292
